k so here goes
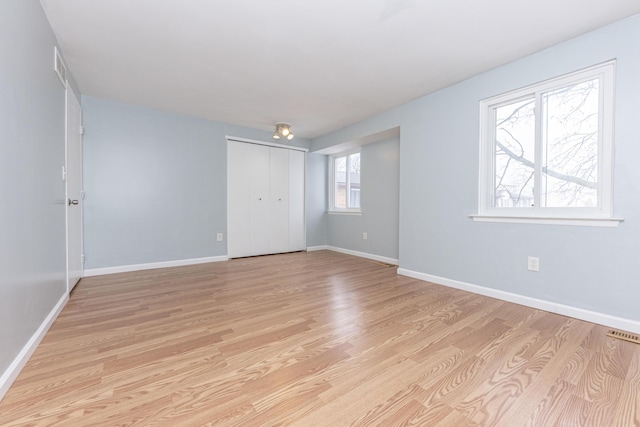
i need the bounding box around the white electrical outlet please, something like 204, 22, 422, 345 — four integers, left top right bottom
362, 232, 368, 240
217, 233, 223, 242
527, 256, 540, 272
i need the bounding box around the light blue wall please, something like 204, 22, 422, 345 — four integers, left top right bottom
305, 153, 328, 247
0, 0, 68, 379
327, 138, 400, 259
311, 14, 640, 322
82, 96, 315, 269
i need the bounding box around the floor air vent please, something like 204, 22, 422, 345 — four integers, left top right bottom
607, 329, 640, 344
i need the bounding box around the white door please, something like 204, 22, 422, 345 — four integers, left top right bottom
227, 141, 253, 258
269, 147, 290, 253
227, 141, 271, 257
227, 140, 306, 258
249, 144, 271, 256
288, 149, 306, 251
66, 89, 83, 291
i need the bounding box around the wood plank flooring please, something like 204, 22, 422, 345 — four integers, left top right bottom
1, 250, 638, 426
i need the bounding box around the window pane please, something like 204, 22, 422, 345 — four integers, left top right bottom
334, 156, 346, 208
348, 153, 360, 208
494, 98, 536, 207
541, 79, 599, 207
350, 188, 360, 208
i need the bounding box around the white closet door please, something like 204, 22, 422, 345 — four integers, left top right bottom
288, 149, 306, 251
228, 140, 306, 258
269, 147, 290, 253
227, 141, 253, 258
249, 144, 271, 256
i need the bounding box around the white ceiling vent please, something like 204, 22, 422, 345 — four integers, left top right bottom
54, 46, 66, 87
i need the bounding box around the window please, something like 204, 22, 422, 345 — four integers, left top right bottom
330, 149, 361, 212
477, 61, 617, 224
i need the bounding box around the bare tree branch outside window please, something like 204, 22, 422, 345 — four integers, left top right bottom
494, 79, 599, 208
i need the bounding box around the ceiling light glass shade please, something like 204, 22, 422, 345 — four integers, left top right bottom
273, 123, 294, 140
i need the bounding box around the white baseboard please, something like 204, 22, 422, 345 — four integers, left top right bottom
397, 268, 640, 335
323, 246, 399, 265
84, 256, 229, 277
306, 245, 329, 252
0, 292, 68, 401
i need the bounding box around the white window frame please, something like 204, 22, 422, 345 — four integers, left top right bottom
328, 148, 362, 214
474, 61, 622, 227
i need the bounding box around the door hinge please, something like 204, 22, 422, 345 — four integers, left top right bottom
79, 125, 84, 135
62, 165, 67, 181
81, 254, 85, 264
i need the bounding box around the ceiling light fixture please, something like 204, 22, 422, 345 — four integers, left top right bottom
273, 123, 294, 140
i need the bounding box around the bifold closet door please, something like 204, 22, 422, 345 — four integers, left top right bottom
227, 141, 250, 258
269, 147, 290, 254
249, 145, 271, 256
288, 149, 305, 251
227, 141, 270, 258
227, 140, 305, 258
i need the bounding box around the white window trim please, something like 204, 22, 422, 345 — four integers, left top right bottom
328, 210, 363, 216
470, 214, 622, 227
328, 147, 362, 214
476, 61, 621, 226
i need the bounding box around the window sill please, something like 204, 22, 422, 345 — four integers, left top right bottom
328, 210, 363, 216
470, 214, 623, 227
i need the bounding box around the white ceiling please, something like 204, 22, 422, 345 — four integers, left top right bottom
40, 0, 640, 139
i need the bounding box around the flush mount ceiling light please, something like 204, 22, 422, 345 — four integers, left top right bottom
273, 123, 294, 140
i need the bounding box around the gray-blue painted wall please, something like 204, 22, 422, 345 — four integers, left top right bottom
327, 138, 400, 259
81, 96, 316, 269
305, 153, 328, 247
312, 14, 640, 322
0, 0, 67, 378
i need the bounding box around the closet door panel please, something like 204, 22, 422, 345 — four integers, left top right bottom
269, 147, 290, 253
227, 141, 253, 258
249, 144, 271, 256
288, 149, 306, 251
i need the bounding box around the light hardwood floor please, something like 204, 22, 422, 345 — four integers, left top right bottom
1, 250, 638, 426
